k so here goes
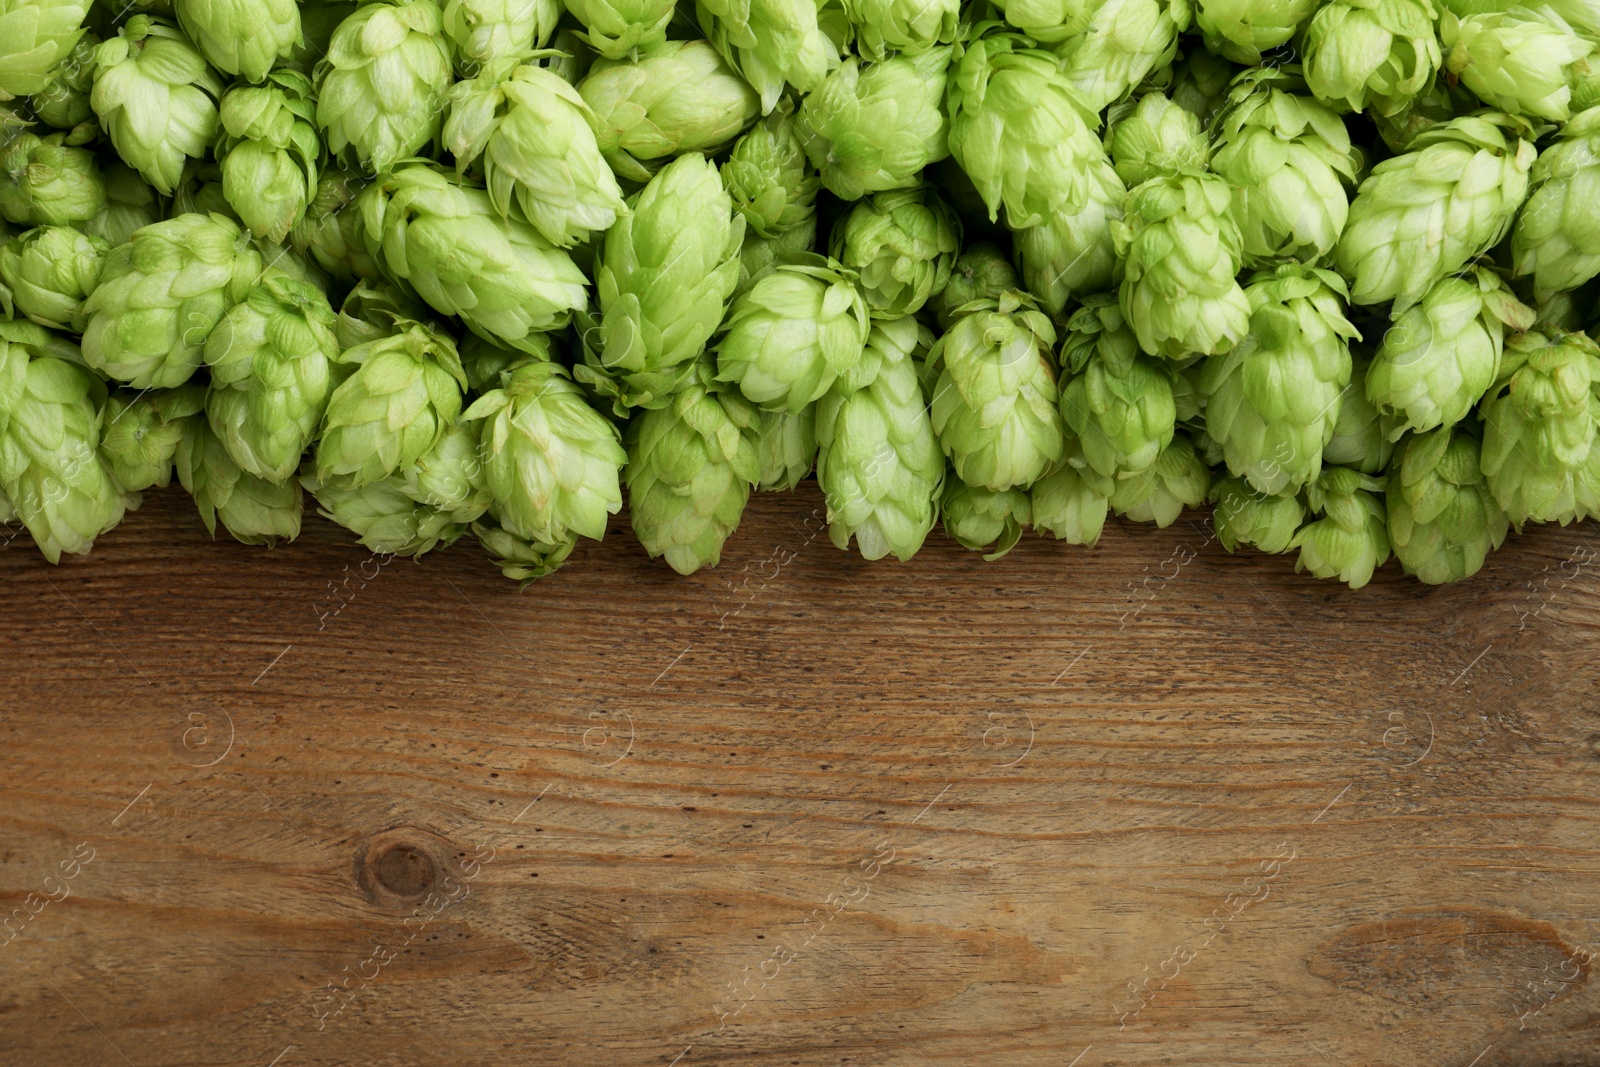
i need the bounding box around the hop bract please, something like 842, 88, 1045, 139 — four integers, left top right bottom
562, 0, 675, 61
1108, 434, 1210, 526
754, 406, 818, 490
471, 509, 578, 587
290, 168, 379, 285
829, 187, 960, 318
1387, 425, 1508, 584
1030, 452, 1111, 545
91, 17, 222, 195
173, 0, 300, 82
1513, 106, 1600, 302
1324, 356, 1400, 474
1106, 91, 1210, 188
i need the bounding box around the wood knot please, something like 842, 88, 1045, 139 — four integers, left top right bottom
355, 827, 453, 906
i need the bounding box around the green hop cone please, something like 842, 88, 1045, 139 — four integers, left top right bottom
941, 475, 1031, 559
217, 71, 321, 244
1112, 170, 1250, 359
795, 46, 951, 201
1367, 266, 1535, 437
1210, 474, 1304, 553
80, 213, 263, 390
1386, 424, 1508, 583
1013, 160, 1125, 316
1371, 73, 1477, 153
1052, 0, 1193, 114
1337, 113, 1535, 310
80, 159, 158, 248
1030, 450, 1112, 545
989, 0, 1091, 42
696, 0, 830, 114
1108, 433, 1209, 525
444, 0, 559, 75
1202, 266, 1360, 495
360, 164, 588, 355
445, 65, 626, 250
173, 0, 300, 82
204, 270, 338, 484
1106, 91, 1210, 187
754, 405, 817, 490
829, 187, 960, 319
315, 0, 452, 173
0, 0, 91, 100
929, 291, 1066, 491
1195, 0, 1316, 65
31, 31, 98, 135
1443, 10, 1594, 123
100, 386, 204, 492
843, 0, 958, 60
721, 98, 819, 239
176, 417, 301, 544
0, 327, 129, 563
0, 225, 108, 331
334, 279, 441, 353
1324, 355, 1402, 473
464, 358, 625, 544
1290, 466, 1391, 587
1479, 327, 1600, 525
562, 0, 674, 60
1513, 106, 1600, 303
578, 152, 744, 412
716, 256, 870, 413
1211, 69, 1362, 268
471, 508, 578, 586
624, 363, 760, 574
289, 167, 379, 285
1166, 43, 1238, 122
1302, 0, 1443, 116
91, 17, 221, 196
931, 242, 1018, 329
946, 34, 1103, 227
739, 215, 817, 290
1058, 294, 1177, 480
579, 39, 760, 184
0, 134, 105, 228
316, 320, 467, 487
816, 315, 944, 560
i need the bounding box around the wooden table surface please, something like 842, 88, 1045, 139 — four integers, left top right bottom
3, 486, 1599, 1067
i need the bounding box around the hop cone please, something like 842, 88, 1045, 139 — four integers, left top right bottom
1053, 0, 1192, 114
360, 164, 588, 355
1337, 114, 1535, 310
176, 418, 301, 544
446, 66, 625, 250
217, 71, 320, 244
1387, 424, 1508, 583
31, 32, 98, 135
1059, 294, 1177, 481
579, 39, 760, 184
1479, 327, 1600, 525
1367, 267, 1535, 436
173, 0, 299, 82
929, 291, 1066, 491
1324, 355, 1401, 474
942, 475, 1031, 559
316, 320, 467, 487
931, 242, 1018, 329
1202, 266, 1359, 495
464, 359, 625, 544
624, 362, 760, 573
717, 257, 870, 413
1211, 69, 1362, 267
1371, 74, 1477, 153
1513, 106, 1600, 303
1443, 10, 1594, 122
444, 0, 559, 75
289, 168, 379, 284
1166, 43, 1236, 121
754, 405, 817, 490
1106, 91, 1210, 187
1031, 452, 1111, 545
80, 213, 262, 389
562, 0, 674, 60
1016, 167, 1122, 318
721, 98, 818, 239
91, 17, 221, 196
843, 0, 959, 59
829, 187, 960, 318
101, 386, 204, 492
0, 329, 127, 563
1113, 171, 1250, 359
315, 0, 452, 173
471, 508, 578, 586
946, 34, 1104, 228
796, 46, 951, 201
579, 152, 744, 412
1108, 434, 1209, 525
78, 161, 157, 248
990, 0, 1091, 42
739, 215, 817, 290
1302, 0, 1442, 116
0, 225, 108, 332
1195, 0, 1316, 65
1290, 467, 1391, 587
696, 0, 830, 114
816, 316, 944, 560
1210, 474, 1304, 553
204, 270, 338, 484
0, 0, 91, 100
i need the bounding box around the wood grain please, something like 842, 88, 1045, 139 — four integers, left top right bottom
2, 486, 1599, 1067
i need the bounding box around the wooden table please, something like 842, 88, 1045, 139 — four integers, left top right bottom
3, 487, 1598, 1067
